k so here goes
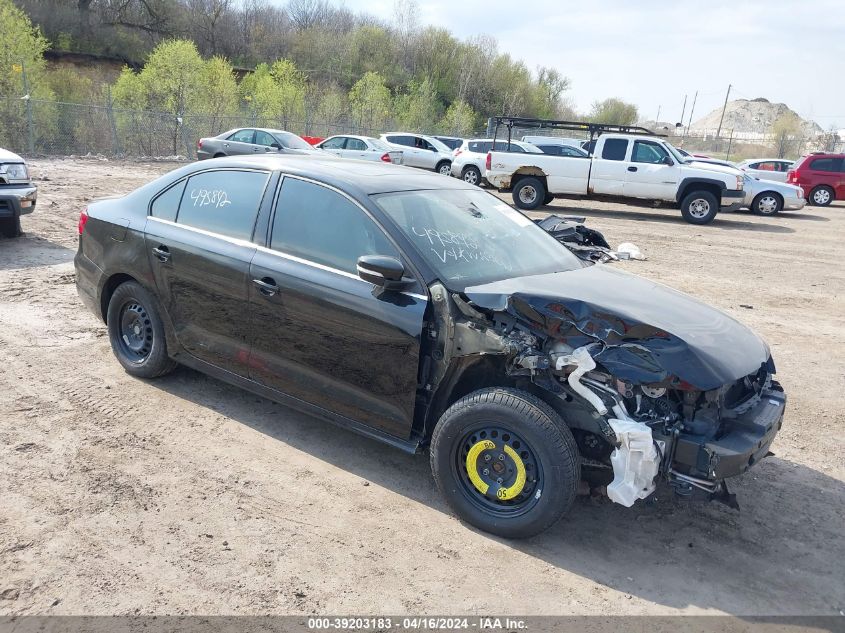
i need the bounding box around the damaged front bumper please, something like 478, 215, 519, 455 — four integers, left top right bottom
664, 387, 785, 487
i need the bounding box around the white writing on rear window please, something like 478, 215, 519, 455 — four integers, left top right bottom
190, 188, 231, 209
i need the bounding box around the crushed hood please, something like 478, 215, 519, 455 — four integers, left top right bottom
463, 265, 770, 391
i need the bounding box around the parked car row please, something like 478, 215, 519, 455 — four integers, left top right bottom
194, 127, 843, 211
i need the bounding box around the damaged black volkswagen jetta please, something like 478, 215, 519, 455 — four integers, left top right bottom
74, 155, 786, 538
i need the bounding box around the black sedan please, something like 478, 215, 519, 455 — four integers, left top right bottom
75, 156, 785, 538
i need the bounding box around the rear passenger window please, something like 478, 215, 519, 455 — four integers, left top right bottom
176, 170, 269, 240
469, 142, 492, 153
601, 139, 628, 161
346, 138, 367, 151
150, 180, 186, 222
271, 178, 399, 274
809, 158, 840, 172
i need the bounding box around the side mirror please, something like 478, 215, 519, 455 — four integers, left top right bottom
357, 255, 413, 290
271, 143, 281, 150
661, 156, 674, 166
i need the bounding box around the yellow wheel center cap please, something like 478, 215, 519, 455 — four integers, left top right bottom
465, 439, 527, 501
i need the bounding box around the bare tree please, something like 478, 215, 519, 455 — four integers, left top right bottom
287, 0, 329, 31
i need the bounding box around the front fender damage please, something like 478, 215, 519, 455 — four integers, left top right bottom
423, 283, 661, 507
422, 278, 783, 509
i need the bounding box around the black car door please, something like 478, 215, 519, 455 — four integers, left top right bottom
144, 168, 272, 375
248, 175, 428, 440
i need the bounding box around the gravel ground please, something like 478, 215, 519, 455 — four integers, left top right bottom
1, 158, 843, 616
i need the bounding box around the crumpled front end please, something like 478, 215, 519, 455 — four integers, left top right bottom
445, 265, 786, 508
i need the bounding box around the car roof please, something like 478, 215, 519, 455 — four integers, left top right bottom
166, 154, 474, 196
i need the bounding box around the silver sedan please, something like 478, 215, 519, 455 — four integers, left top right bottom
742, 174, 805, 215
317, 135, 403, 164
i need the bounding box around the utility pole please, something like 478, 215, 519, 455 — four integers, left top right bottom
655, 105, 661, 124
679, 94, 687, 128
716, 83, 732, 139
684, 90, 698, 139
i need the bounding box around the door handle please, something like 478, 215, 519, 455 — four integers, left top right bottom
627, 166, 638, 172
252, 277, 279, 296
152, 245, 170, 262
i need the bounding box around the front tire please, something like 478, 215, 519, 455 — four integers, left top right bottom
0, 216, 22, 238
430, 388, 580, 539
462, 165, 481, 186
809, 185, 834, 207
752, 192, 782, 215
107, 281, 177, 379
680, 190, 719, 224
512, 177, 546, 211
436, 161, 452, 176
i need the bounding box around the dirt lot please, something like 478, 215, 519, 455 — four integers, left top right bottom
1, 158, 843, 616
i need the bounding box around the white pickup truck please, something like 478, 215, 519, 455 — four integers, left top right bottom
485, 133, 745, 224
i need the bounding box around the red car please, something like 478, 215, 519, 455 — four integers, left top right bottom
786, 153, 845, 206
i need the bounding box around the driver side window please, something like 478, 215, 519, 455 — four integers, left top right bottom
270, 178, 400, 275
255, 131, 277, 147
632, 141, 669, 164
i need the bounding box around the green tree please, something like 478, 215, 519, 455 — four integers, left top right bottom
348, 71, 391, 133
589, 98, 638, 125
394, 77, 439, 132
439, 99, 476, 136
112, 39, 239, 153
240, 59, 307, 127
770, 112, 803, 158
0, 0, 54, 148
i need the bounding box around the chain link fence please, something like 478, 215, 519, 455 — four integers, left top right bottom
2, 97, 842, 161
0, 97, 405, 160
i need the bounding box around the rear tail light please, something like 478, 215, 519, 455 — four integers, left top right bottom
454, 149, 463, 157
197, 139, 203, 149
786, 170, 797, 184
380, 152, 392, 163
78, 208, 89, 235
485, 152, 491, 171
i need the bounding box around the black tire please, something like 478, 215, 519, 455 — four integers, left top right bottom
751, 191, 783, 216
213, 152, 225, 158
430, 387, 580, 539
680, 190, 719, 224
512, 177, 546, 211
462, 165, 482, 186
809, 185, 834, 207
435, 160, 452, 176
107, 281, 177, 379
0, 216, 22, 238
543, 192, 554, 205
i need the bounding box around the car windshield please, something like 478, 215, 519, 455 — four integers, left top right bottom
372, 189, 583, 288
664, 142, 688, 163
272, 131, 313, 150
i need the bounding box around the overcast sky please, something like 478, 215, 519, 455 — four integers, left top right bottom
337, 0, 845, 129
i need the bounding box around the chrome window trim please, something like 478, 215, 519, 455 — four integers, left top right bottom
146, 217, 428, 301
269, 173, 428, 294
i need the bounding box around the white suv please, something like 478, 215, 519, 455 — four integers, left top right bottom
380, 133, 454, 175
451, 139, 541, 185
